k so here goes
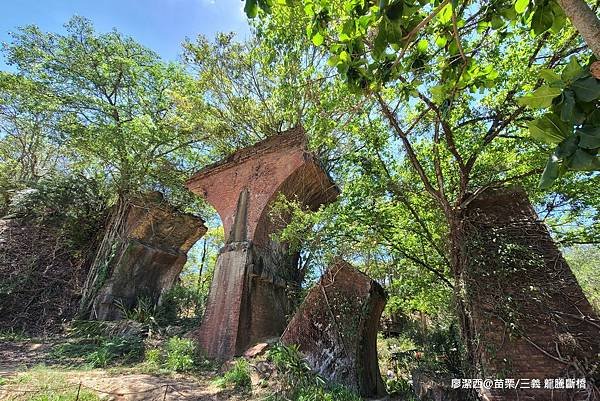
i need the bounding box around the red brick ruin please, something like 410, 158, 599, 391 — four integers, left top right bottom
281, 259, 388, 397
186, 127, 339, 359
464, 187, 600, 401
89, 192, 207, 320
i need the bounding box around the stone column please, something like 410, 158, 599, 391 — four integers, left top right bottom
186, 127, 339, 359
281, 259, 388, 398
92, 192, 207, 320
463, 187, 600, 401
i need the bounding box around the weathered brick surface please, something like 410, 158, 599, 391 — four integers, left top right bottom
92, 192, 207, 320
187, 127, 338, 359
281, 259, 387, 397
464, 188, 600, 401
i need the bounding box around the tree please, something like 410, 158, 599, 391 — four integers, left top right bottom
1, 17, 229, 314
244, 1, 599, 376
556, 0, 600, 57
0, 73, 63, 210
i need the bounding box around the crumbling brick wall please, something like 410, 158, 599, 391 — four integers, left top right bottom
186, 127, 339, 359
463, 187, 600, 401
281, 259, 387, 397
89, 192, 207, 320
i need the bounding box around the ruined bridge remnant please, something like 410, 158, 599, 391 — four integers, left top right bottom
186, 127, 339, 359
88, 192, 207, 320
464, 187, 600, 401
281, 259, 388, 398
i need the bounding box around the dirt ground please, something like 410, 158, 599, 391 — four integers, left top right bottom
0, 340, 264, 401
0, 340, 395, 401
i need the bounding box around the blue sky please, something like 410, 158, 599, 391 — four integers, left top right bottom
0, 0, 251, 70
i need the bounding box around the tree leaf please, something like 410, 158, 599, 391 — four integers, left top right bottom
567, 149, 595, 170
430, 85, 445, 103
571, 77, 600, 102
515, 0, 529, 14
554, 135, 578, 159
435, 35, 448, 47
540, 68, 561, 83
559, 90, 575, 122
562, 57, 584, 82
527, 113, 571, 144
312, 32, 324, 46
518, 85, 562, 108
385, 1, 404, 20
577, 127, 600, 149
531, 4, 554, 35
437, 4, 453, 24
244, 0, 259, 18
539, 155, 559, 189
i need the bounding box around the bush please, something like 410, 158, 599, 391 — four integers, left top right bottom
51, 336, 144, 368
145, 348, 162, 366
214, 358, 252, 393
156, 284, 205, 327
266, 344, 361, 401
6, 173, 107, 251
386, 377, 417, 399
165, 336, 197, 372
115, 296, 159, 326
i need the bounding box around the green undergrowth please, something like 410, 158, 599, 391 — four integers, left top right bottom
265, 344, 361, 401
0, 365, 100, 401
0, 328, 29, 341
213, 358, 253, 393
50, 336, 144, 368
140, 336, 213, 374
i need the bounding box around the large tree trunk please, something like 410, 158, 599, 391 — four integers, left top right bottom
556, 0, 600, 57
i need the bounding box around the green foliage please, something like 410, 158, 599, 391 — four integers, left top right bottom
267, 344, 361, 401
385, 377, 417, 399
115, 296, 159, 326
164, 337, 197, 372
565, 245, 600, 313
67, 321, 109, 338
268, 343, 319, 389
1, 16, 222, 211
214, 358, 253, 393
140, 337, 211, 373
51, 336, 144, 368
519, 57, 600, 187
144, 348, 162, 367
0, 328, 28, 341
6, 173, 107, 250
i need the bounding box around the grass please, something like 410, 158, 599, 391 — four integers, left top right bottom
0, 328, 29, 341
50, 336, 144, 368
165, 337, 196, 372
214, 358, 252, 393
0, 365, 99, 401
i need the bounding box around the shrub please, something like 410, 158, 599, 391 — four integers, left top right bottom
165, 337, 196, 372
115, 296, 159, 326
214, 358, 252, 393
386, 377, 417, 399
51, 336, 144, 368
7, 174, 107, 252
156, 284, 206, 327
266, 344, 361, 401
145, 348, 162, 365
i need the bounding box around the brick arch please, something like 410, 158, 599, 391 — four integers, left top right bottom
186, 127, 339, 359
253, 157, 338, 247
